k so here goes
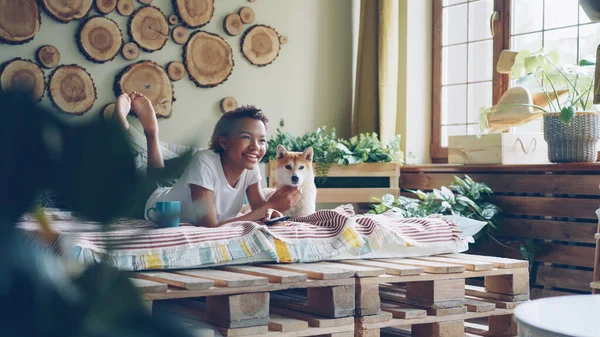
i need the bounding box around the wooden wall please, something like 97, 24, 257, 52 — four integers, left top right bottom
399, 163, 600, 299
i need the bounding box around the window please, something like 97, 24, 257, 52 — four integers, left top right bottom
431, 0, 599, 161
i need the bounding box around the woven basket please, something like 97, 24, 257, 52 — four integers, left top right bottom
543, 111, 600, 162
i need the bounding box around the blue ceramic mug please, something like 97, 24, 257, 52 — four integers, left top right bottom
146, 201, 181, 228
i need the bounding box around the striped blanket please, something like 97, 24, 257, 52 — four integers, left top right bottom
17, 205, 467, 271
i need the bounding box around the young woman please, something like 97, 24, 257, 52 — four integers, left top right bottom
114, 92, 300, 227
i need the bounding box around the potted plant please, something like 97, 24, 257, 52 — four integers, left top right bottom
263, 120, 404, 203
482, 49, 600, 163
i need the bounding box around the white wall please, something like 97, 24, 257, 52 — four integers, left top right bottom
0, 0, 354, 146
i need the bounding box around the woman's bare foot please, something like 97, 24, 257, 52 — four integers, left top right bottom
113, 93, 131, 129
130, 91, 158, 136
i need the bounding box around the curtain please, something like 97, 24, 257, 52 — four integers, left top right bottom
352, 0, 399, 142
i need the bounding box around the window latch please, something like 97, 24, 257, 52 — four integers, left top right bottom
489, 11, 499, 37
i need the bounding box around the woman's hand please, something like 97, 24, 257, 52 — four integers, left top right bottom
262, 208, 284, 221
266, 186, 301, 212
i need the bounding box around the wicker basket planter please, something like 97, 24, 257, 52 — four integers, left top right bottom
543, 111, 600, 163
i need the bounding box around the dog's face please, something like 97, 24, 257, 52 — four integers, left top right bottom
274, 145, 314, 187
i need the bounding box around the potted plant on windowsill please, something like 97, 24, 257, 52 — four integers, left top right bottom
482, 49, 600, 163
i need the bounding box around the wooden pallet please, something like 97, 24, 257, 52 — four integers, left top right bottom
154, 300, 355, 337
131, 253, 527, 337
132, 262, 368, 335
335, 254, 528, 337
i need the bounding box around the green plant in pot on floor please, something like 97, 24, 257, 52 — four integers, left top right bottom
481, 49, 599, 163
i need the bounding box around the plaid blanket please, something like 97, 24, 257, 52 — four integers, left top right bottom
17, 205, 466, 271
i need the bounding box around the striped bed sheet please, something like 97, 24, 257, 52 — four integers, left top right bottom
17, 205, 470, 271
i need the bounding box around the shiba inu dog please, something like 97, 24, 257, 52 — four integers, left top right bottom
265, 145, 317, 218
240, 145, 317, 219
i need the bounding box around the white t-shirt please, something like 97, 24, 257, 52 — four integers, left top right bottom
144, 149, 261, 224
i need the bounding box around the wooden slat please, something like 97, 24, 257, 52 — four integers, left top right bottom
311, 261, 385, 277
268, 314, 309, 332
400, 163, 600, 173
531, 287, 583, 299
463, 298, 495, 312
317, 188, 399, 203
324, 162, 399, 177
535, 265, 593, 292
130, 278, 168, 293
337, 260, 424, 276
411, 256, 493, 271
269, 307, 354, 328
501, 243, 595, 268
379, 289, 464, 309
499, 218, 597, 243
442, 253, 528, 269
464, 285, 529, 302
494, 195, 599, 220
174, 269, 268, 287
218, 325, 267, 336
465, 295, 524, 309
380, 303, 427, 319
221, 265, 307, 284
133, 272, 214, 290
269, 162, 399, 178
400, 172, 600, 195
355, 311, 393, 325
373, 258, 465, 274
259, 264, 354, 280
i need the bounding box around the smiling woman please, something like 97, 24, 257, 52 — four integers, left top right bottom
136, 105, 301, 228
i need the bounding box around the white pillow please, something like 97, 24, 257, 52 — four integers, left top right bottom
448, 216, 487, 237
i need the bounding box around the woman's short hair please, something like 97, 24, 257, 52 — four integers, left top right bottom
209, 105, 268, 153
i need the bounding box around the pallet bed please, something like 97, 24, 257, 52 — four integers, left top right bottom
132, 253, 529, 337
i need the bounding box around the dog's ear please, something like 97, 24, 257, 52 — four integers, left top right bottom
276, 144, 288, 159
302, 147, 314, 162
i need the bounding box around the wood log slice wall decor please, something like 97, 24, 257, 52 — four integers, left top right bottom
173, 0, 214, 29
279, 35, 288, 45
36, 45, 61, 69
138, 0, 152, 4
184, 31, 234, 88
168, 14, 179, 25
239, 7, 255, 24
224, 13, 243, 36
102, 102, 115, 120
0, 58, 45, 101
41, 0, 92, 23
77, 16, 123, 63
241, 25, 280, 67
49, 64, 97, 115
95, 0, 117, 14
166, 61, 185, 81
121, 42, 139, 60
220, 96, 237, 113
129, 6, 169, 52
0, 0, 41, 44
114, 60, 173, 118
171, 26, 189, 45
117, 0, 134, 16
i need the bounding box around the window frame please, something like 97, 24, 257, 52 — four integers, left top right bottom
431, 0, 511, 162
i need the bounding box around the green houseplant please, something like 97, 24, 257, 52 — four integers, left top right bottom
481, 49, 600, 162
263, 119, 403, 177
368, 175, 539, 265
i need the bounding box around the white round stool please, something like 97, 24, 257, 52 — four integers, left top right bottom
514, 294, 600, 337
